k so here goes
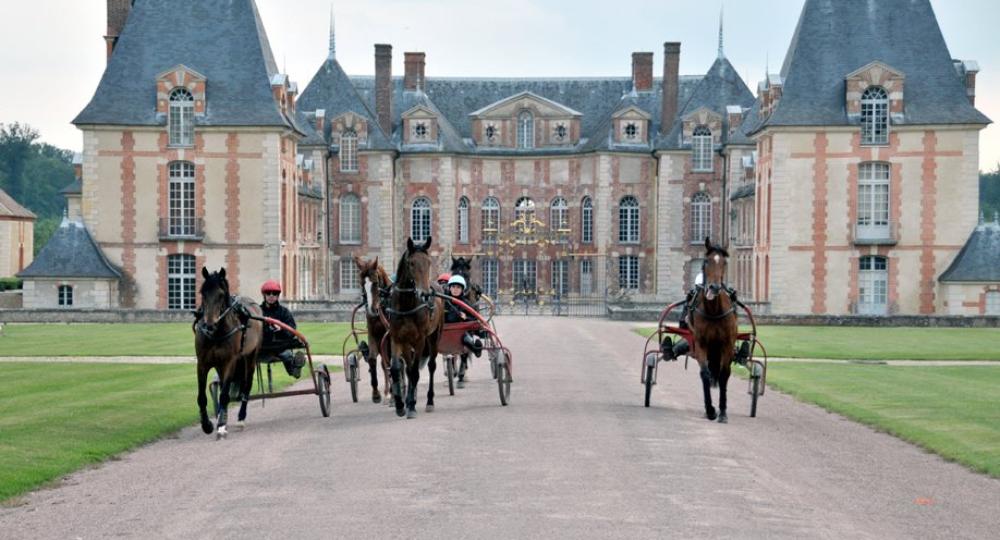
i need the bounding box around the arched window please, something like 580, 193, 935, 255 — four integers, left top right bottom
411, 197, 432, 243
861, 86, 889, 145
550, 197, 568, 233
167, 254, 196, 310
692, 125, 713, 172
168, 88, 194, 146
618, 195, 640, 244
340, 130, 358, 172
168, 161, 196, 237
581, 196, 593, 244
457, 196, 469, 244
858, 256, 888, 315
515, 197, 535, 223
691, 192, 712, 242
481, 197, 500, 243
339, 193, 361, 244
518, 111, 534, 149
857, 162, 890, 241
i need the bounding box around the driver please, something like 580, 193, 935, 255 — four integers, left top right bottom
259, 280, 306, 378
663, 271, 702, 360
443, 275, 483, 357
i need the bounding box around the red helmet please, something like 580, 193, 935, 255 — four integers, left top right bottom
261, 280, 282, 294
437, 273, 452, 284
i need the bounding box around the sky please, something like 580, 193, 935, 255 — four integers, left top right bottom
0, 0, 997, 171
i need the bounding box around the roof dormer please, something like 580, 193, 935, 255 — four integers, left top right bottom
156, 65, 206, 117
469, 91, 582, 148
402, 104, 438, 145
612, 105, 652, 145
330, 112, 369, 147
846, 61, 905, 124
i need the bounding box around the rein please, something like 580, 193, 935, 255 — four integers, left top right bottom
384, 283, 436, 319
196, 294, 251, 353
692, 287, 738, 321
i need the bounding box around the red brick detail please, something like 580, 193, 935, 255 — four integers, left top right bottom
918, 131, 938, 314
534, 161, 544, 184
501, 161, 514, 184
471, 160, 483, 184
811, 133, 829, 314
569, 159, 580, 183
611, 157, 620, 183
119, 131, 137, 307
225, 133, 241, 293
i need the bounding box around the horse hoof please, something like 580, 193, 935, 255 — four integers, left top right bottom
406, 409, 417, 419
717, 414, 728, 424
234, 420, 246, 431
706, 408, 717, 421
216, 426, 228, 440
201, 422, 214, 435
372, 394, 382, 404
425, 404, 434, 413
395, 407, 406, 417
456, 380, 465, 389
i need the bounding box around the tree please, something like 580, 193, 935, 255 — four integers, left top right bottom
981, 165, 1000, 222
0, 123, 41, 203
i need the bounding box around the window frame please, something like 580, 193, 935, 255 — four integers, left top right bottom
168, 88, 195, 147
481, 197, 500, 244
168, 161, 196, 237
618, 195, 640, 244
690, 192, 712, 243
167, 254, 196, 310
457, 196, 470, 244
518, 110, 534, 149
857, 162, 891, 239
513, 259, 537, 293
581, 196, 593, 244
861, 86, 890, 146
481, 258, 499, 299
858, 256, 889, 315
58, 284, 73, 307
550, 197, 569, 239
410, 197, 432, 243
339, 130, 358, 172
339, 192, 362, 244
618, 255, 640, 291
340, 258, 361, 293
551, 259, 570, 296
692, 125, 713, 172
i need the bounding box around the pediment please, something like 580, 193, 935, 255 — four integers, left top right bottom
682, 107, 723, 125
156, 64, 207, 85
846, 61, 905, 83
612, 105, 652, 120
401, 105, 437, 119
470, 91, 582, 119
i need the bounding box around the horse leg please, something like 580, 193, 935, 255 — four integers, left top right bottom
236, 357, 254, 427
425, 353, 436, 413
406, 356, 420, 419
700, 365, 717, 421
197, 362, 213, 434
717, 362, 731, 424
366, 350, 382, 403
390, 353, 405, 417
217, 372, 232, 439
458, 353, 468, 387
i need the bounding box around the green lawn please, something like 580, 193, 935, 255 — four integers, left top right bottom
0, 362, 309, 502
0, 322, 354, 357
635, 326, 1000, 360
764, 363, 1000, 477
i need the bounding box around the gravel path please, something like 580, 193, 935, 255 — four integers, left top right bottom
1, 317, 997, 539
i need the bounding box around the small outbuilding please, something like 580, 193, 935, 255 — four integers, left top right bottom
938, 215, 1000, 316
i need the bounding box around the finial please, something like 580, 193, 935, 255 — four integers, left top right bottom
979, 210, 985, 225
718, 4, 724, 58
994, 211, 999, 225
328, 4, 336, 60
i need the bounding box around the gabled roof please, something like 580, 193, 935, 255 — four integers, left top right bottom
18, 220, 121, 279
73, 0, 294, 129
657, 56, 755, 150
0, 187, 36, 219
398, 90, 468, 153
59, 180, 82, 196
469, 91, 584, 117
759, 0, 991, 130
939, 221, 1000, 283
296, 57, 394, 150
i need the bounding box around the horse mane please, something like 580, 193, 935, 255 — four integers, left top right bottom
200, 270, 228, 296
705, 243, 730, 259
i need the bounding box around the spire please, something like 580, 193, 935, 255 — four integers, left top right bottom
328, 4, 336, 60
718, 4, 724, 58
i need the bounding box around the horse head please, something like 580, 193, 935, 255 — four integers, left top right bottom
198, 267, 232, 336
398, 236, 434, 292
355, 255, 388, 317
702, 237, 730, 302
450, 256, 473, 280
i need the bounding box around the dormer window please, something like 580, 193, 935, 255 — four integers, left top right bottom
168, 88, 194, 147
485, 123, 498, 142
692, 126, 713, 172
413, 121, 429, 140
624, 122, 638, 141
861, 86, 889, 145
518, 111, 534, 149
553, 122, 567, 142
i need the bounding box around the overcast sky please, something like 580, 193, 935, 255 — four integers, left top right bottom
0, 0, 997, 171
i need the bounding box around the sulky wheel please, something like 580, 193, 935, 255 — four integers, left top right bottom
643, 352, 658, 408
749, 363, 762, 418
446, 355, 456, 396
489, 349, 499, 380
347, 352, 360, 403
316, 366, 332, 418
496, 350, 511, 406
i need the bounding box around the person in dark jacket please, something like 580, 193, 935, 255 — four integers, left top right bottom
443, 275, 483, 357
259, 280, 305, 378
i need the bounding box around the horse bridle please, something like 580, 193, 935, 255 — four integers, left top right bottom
196, 288, 247, 343
694, 257, 737, 321
384, 283, 437, 318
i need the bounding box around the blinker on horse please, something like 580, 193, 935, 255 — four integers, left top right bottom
194, 267, 264, 439
689, 238, 738, 423
354, 255, 392, 403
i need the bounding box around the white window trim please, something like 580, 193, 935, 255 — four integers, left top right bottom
339, 193, 362, 244
340, 131, 358, 172
861, 86, 890, 146
168, 88, 194, 147
411, 197, 432, 243
692, 126, 713, 172
619, 196, 640, 244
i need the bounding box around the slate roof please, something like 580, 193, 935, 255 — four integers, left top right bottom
938, 221, 1000, 283
756, 0, 991, 131
296, 58, 394, 150
73, 0, 297, 131
0, 187, 36, 219
59, 179, 82, 195
18, 220, 121, 279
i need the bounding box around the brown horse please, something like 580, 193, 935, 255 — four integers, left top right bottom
354, 255, 392, 403
387, 237, 445, 418
689, 238, 739, 423
194, 267, 264, 439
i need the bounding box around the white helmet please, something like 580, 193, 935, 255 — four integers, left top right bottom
447, 275, 467, 290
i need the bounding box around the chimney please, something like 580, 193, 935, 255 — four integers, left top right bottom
661, 42, 681, 134
314, 109, 326, 134
105, 0, 132, 62
375, 44, 393, 136
632, 52, 654, 92
404, 52, 426, 91
726, 105, 744, 136
954, 60, 980, 106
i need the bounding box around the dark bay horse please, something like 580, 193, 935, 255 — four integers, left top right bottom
387, 237, 444, 418
354, 255, 392, 403
689, 239, 739, 423
194, 268, 264, 439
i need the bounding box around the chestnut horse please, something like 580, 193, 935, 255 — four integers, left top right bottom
354, 255, 392, 403
194, 268, 264, 439
689, 239, 738, 423
386, 237, 445, 418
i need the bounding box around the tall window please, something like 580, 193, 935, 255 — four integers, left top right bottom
580, 259, 593, 294
340, 258, 360, 293
58, 285, 73, 307
481, 258, 499, 298
339, 193, 361, 244
858, 162, 890, 240
619, 195, 640, 244
619, 255, 639, 291
167, 254, 196, 310
411, 197, 432, 243
457, 197, 469, 244
168, 88, 194, 146
551, 259, 570, 296
168, 161, 195, 236
515, 197, 535, 223
691, 192, 712, 243
861, 86, 889, 145
340, 130, 358, 172
692, 125, 713, 172
482, 197, 500, 243
986, 291, 1000, 316
550, 197, 568, 240
581, 197, 593, 244
858, 256, 888, 315
518, 111, 534, 149
513, 259, 537, 293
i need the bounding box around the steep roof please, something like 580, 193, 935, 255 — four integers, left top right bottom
296, 57, 394, 150
760, 0, 990, 130
18, 220, 121, 279
939, 221, 1000, 282
73, 0, 294, 129
0, 187, 36, 219
59, 179, 82, 195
